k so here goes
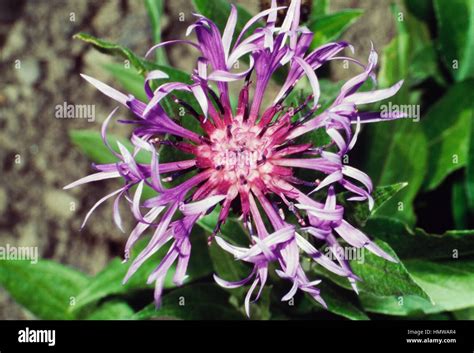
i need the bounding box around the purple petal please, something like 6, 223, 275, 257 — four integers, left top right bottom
124, 206, 165, 259
145, 39, 200, 60
80, 74, 129, 105
244, 278, 259, 317
234, 6, 286, 48
101, 107, 122, 159
190, 84, 208, 121
294, 57, 320, 107
81, 187, 125, 229
113, 189, 126, 233
213, 270, 255, 289
222, 4, 238, 60
180, 194, 226, 215
173, 238, 192, 286
342, 165, 373, 193
63, 171, 121, 190
344, 80, 404, 105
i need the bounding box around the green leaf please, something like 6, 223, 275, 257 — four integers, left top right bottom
103, 63, 148, 102
452, 179, 469, 229
149, 64, 192, 84
74, 32, 151, 75
208, 242, 250, 282
193, 0, 255, 41
250, 285, 272, 320
434, 0, 474, 81
297, 281, 369, 320
360, 292, 434, 316
69, 129, 151, 165
308, 10, 364, 49
453, 307, 474, 320
85, 300, 134, 320
318, 283, 369, 320
421, 80, 474, 191
339, 183, 408, 227
363, 5, 427, 225
72, 230, 212, 312
132, 283, 244, 320
466, 109, 474, 211
408, 43, 446, 86
404, 0, 434, 22
230, 285, 273, 319
313, 240, 431, 301
74, 33, 190, 84
311, 0, 329, 17
362, 122, 426, 226
406, 259, 474, 312
362, 259, 474, 315
318, 79, 346, 111
197, 207, 249, 245
363, 216, 474, 260
78, 30, 196, 118
144, 0, 168, 65
197, 207, 250, 281
0, 259, 89, 320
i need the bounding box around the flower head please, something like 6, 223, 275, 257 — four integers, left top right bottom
67, 0, 404, 316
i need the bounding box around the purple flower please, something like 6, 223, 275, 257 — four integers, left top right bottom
66, 0, 403, 316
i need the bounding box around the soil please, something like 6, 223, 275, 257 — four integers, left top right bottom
0, 0, 394, 319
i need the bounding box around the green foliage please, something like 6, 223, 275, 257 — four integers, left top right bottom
74, 32, 153, 75
434, 0, 474, 82
466, 109, 474, 212
311, 0, 330, 18
0, 260, 89, 320
362, 259, 474, 315
362, 4, 428, 225
314, 240, 431, 301
193, 0, 255, 38
422, 80, 474, 191
71, 230, 212, 312
103, 63, 148, 102
408, 43, 445, 86
317, 283, 370, 320
144, 0, 168, 64
69, 129, 151, 165
452, 179, 470, 229
308, 10, 364, 49
198, 207, 251, 281
339, 183, 408, 227
364, 217, 474, 260
85, 301, 134, 320
404, 0, 434, 22
133, 283, 244, 320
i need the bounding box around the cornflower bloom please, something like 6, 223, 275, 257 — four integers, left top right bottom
66, 0, 404, 316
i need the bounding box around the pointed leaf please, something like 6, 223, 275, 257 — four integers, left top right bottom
308, 10, 364, 49
363, 216, 474, 260
0, 259, 89, 320
132, 283, 244, 320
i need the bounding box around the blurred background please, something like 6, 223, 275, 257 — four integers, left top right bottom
0, 0, 472, 320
